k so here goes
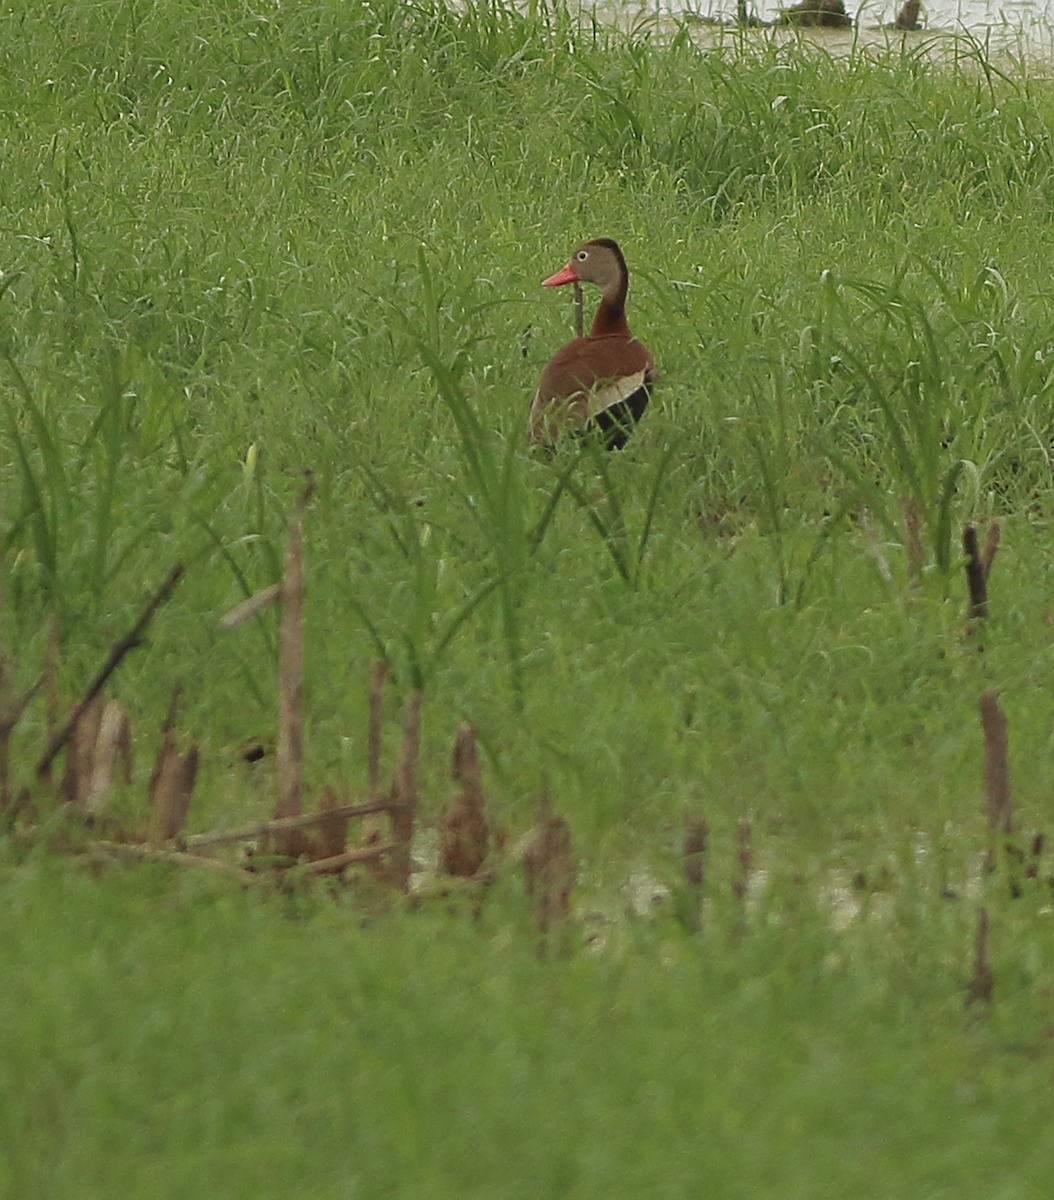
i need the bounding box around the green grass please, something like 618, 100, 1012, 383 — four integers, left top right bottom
3, 861, 1054, 1199
4, 1, 1054, 1193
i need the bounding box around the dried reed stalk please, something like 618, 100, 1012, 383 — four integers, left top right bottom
184, 798, 393, 850
982, 520, 1001, 578
44, 617, 59, 753
520, 783, 574, 946
963, 525, 988, 621
0, 568, 49, 810
273, 475, 315, 857
148, 683, 180, 800
148, 746, 198, 848
1027, 832, 1044, 881
573, 280, 584, 339
219, 583, 282, 630
147, 684, 198, 847
894, 0, 921, 28
676, 814, 709, 934
37, 563, 184, 780
86, 698, 133, 814
979, 690, 1012, 838
387, 689, 422, 891
314, 786, 350, 862
899, 494, 924, 589
860, 508, 893, 585
683, 816, 709, 889
732, 820, 753, 902
290, 840, 397, 877
964, 520, 1001, 623
89, 840, 248, 880
438, 722, 490, 877
964, 905, 993, 1009
59, 692, 105, 809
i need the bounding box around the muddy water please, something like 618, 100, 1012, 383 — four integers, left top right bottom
637, 0, 1054, 50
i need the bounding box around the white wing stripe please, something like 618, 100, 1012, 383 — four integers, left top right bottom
586, 370, 647, 420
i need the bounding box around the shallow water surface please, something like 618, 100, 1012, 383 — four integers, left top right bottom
641, 0, 1054, 47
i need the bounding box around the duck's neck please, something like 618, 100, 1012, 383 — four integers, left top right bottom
590, 278, 630, 337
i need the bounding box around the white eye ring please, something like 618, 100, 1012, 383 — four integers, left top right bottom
576, 250, 589, 261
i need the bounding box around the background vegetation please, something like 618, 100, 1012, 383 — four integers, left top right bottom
2, 1, 1054, 1194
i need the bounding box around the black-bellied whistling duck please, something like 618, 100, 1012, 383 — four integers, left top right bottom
529, 238, 656, 451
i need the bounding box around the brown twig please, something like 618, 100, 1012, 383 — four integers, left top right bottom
37, 563, 185, 780
573, 280, 584, 339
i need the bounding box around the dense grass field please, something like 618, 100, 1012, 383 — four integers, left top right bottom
4, 1, 1054, 1194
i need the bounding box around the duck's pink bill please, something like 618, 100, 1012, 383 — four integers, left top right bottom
542, 263, 578, 288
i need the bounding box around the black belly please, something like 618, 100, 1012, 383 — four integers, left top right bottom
585, 381, 653, 450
